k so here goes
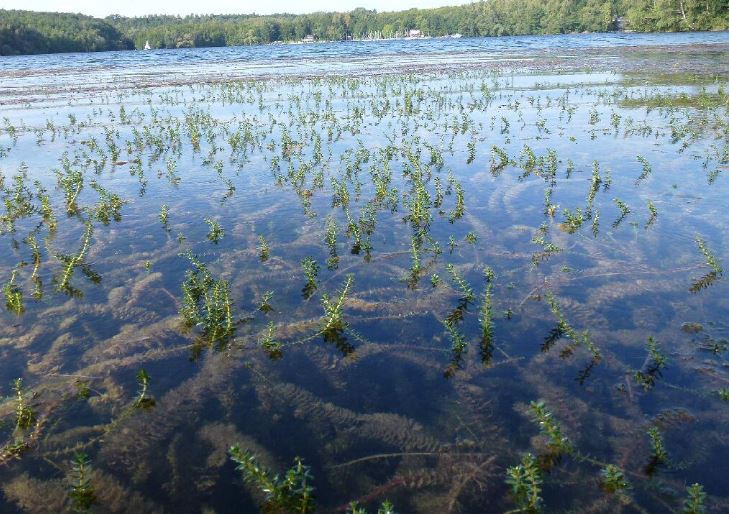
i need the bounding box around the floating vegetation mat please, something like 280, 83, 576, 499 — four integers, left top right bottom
0, 43, 728, 513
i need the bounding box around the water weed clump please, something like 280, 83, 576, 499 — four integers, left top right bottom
320, 274, 354, 353
180, 253, 234, 345
635, 155, 652, 185
634, 336, 667, 391
600, 464, 630, 495
258, 235, 270, 262
683, 483, 706, 514
229, 446, 315, 514
259, 321, 283, 360
691, 235, 723, 293
544, 292, 601, 362
13, 378, 35, 432
505, 453, 542, 513
479, 267, 495, 366
54, 221, 94, 296
301, 257, 319, 299
67, 453, 96, 513
133, 369, 155, 409
3, 269, 24, 315
528, 400, 572, 456
205, 217, 224, 243
645, 426, 669, 475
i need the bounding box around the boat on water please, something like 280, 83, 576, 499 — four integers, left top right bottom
143, 40, 151, 50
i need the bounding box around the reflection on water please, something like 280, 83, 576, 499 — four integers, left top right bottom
0, 33, 728, 513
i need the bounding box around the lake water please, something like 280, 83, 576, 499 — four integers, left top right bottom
0, 32, 728, 513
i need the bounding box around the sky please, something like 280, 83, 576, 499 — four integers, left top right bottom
1, 0, 468, 18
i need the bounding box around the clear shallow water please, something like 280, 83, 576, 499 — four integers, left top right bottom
0, 33, 728, 513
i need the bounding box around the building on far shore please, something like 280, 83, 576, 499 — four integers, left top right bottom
408, 29, 422, 38
302, 34, 317, 43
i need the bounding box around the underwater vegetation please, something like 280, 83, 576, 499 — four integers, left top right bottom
0, 42, 728, 514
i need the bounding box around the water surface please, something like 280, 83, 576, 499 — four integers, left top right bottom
0, 33, 728, 513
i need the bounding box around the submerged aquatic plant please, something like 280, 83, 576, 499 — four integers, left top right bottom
259, 321, 283, 360
541, 324, 565, 353
544, 292, 600, 362
691, 235, 723, 293
258, 235, 270, 262
205, 217, 224, 243
531, 223, 562, 265
3, 269, 24, 315
55, 158, 84, 215
134, 369, 155, 409
229, 446, 315, 514
258, 290, 274, 313
600, 464, 630, 494
443, 318, 468, 377
635, 155, 652, 185
646, 200, 657, 228
505, 453, 542, 513
324, 215, 339, 269
67, 452, 96, 513
528, 400, 572, 455
54, 221, 95, 296
348, 500, 396, 514
446, 263, 475, 303
159, 203, 169, 229
645, 426, 669, 474
479, 267, 495, 366
13, 378, 35, 432
682, 483, 706, 514
90, 181, 125, 225
612, 198, 631, 228
634, 336, 667, 391
491, 145, 511, 177
560, 207, 585, 234
321, 274, 354, 354
180, 253, 234, 344
301, 256, 319, 299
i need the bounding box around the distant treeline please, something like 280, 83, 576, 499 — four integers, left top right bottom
0, 11, 133, 55
1, 1, 728, 55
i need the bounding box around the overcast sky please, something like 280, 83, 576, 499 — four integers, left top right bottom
2, 0, 468, 17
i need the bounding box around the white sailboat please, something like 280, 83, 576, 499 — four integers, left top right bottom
144, 40, 152, 50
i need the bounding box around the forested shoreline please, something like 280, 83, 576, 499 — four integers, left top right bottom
2, 0, 728, 56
